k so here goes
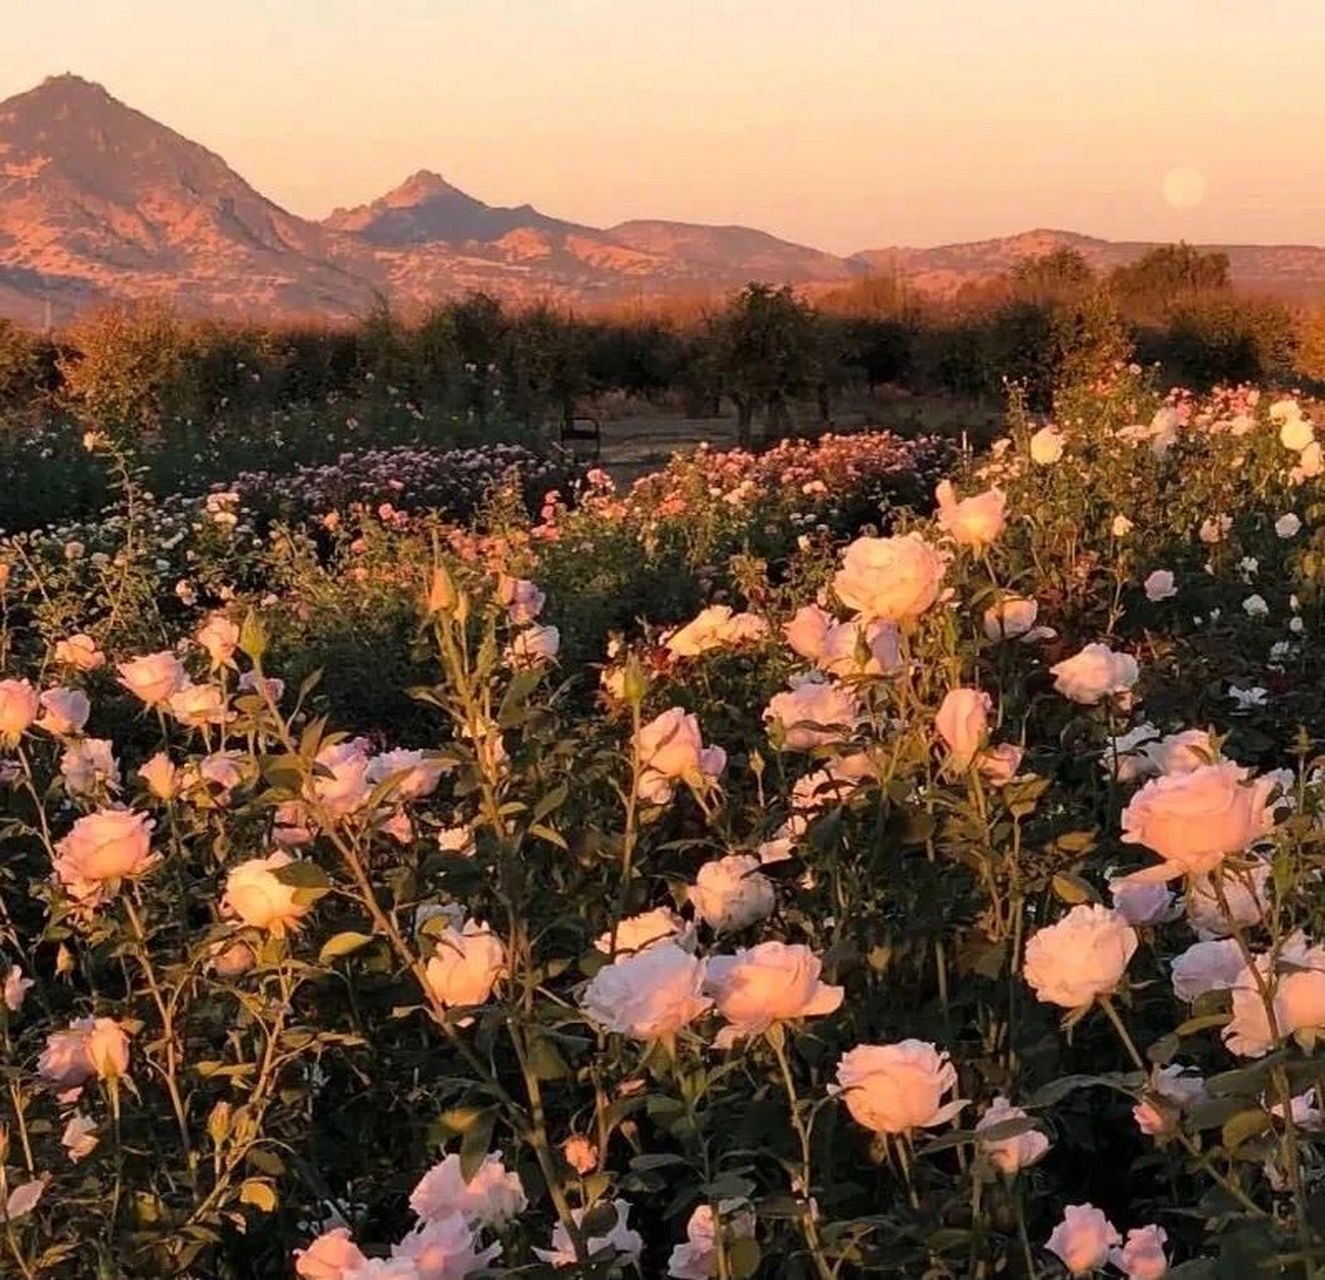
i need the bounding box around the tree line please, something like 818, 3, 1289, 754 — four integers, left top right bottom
1, 242, 1323, 442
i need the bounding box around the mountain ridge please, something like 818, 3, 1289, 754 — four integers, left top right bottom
1, 75, 1323, 327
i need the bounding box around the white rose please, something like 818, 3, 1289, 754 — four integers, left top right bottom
1022, 904, 1136, 1008
509, 623, 560, 668
54, 634, 105, 672
833, 1039, 965, 1135
535, 1199, 643, 1269
60, 739, 120, 797
366, 749, 444, 800
667, 1201, 755, 1280
784, 604, 833, 661
409, 1151, 526, 1228
1143, 569, 1176, 602
817, 618, 901, 677
196, 614, 240, 669
982, 596, 1038, 641
1170, 938, 1244, 1001
1276, 513, 1302, 539
689, 854, 775, 933
221, 852, 313, 936
53, 808, 155, 901
307, 740, 373, 818
295, 1227, 366, 1280
833, 532, 947, 623
498, 576, 545, 624
1050, 643, 1138, 705
1108, 877, 1179, 927
1188, 861, 1270, 938
168, 683, 233, 728
580, 942, 711, 1039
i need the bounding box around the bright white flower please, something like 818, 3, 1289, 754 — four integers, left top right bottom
1276, 513, 1303, 539
1111, 514, 1134, 538
1029, 425, 1064, 465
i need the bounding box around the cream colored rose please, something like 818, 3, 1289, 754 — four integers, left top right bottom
935, 480, 1007, 548
704, 941, 843, 1044
116, 651, 186, 706
978, 743, 1024, 787
409, 1151, 526, 1227
37, 687, 90, 735
833, 532, 947, 623
1280, 414, 1315, 452
1022, 904, 1136, 1008
595, 907, 689, 956
168, 682, 233, 728
424, 918, 506, 1008
667, 1201, 756, 1280
833, 1039, 965, 1135
975, 1096, 1050, 1175
1047, 1205, 1120, 1275
1050, 643, 1138, 704
1120, 762, 1273, 882
54, 634, 105, 672
580, 941, 711, 1039
0, 678, 39, 741
764, 680, 860, 751
221, 852, 313, 936
138, 752, 179, 801
196, 614, 240, 669
294, 1227, 366, 1280
667, 605, 767, 657
1029, 425, 1065, 465
982, 596, 1039, 641
53, 808, 155, 900
935, 687, 991, 772
689, 854, 775, 933
61, 1114, 99, 1162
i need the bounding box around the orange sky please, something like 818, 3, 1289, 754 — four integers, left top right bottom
6, 0, 1324, 253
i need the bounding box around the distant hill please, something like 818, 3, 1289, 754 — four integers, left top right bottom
1, 75, 1322, 326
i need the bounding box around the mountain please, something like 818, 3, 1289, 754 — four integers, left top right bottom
324, 169, 592, 245
0, 73, 382, 322
850, 229, 1325, 301
0, 75, 1323, 327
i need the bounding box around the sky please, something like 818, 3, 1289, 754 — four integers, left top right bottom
4, 0, 1324, 254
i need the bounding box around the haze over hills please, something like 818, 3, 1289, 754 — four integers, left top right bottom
0, 74, 1323, 327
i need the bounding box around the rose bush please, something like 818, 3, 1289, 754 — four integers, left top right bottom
3, 375, 1325, 1276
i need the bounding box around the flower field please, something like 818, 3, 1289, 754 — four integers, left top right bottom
5, 369, 1325, 1278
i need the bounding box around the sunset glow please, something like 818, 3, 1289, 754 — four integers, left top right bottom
5, 0, 1323, 253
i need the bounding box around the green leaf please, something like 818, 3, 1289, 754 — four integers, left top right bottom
729, 1237, 761, 1279
533, 782, 569, 822
318, 931, 375, 964
1221, 1108, 1270, 1153
459, 1107, 498, 1182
